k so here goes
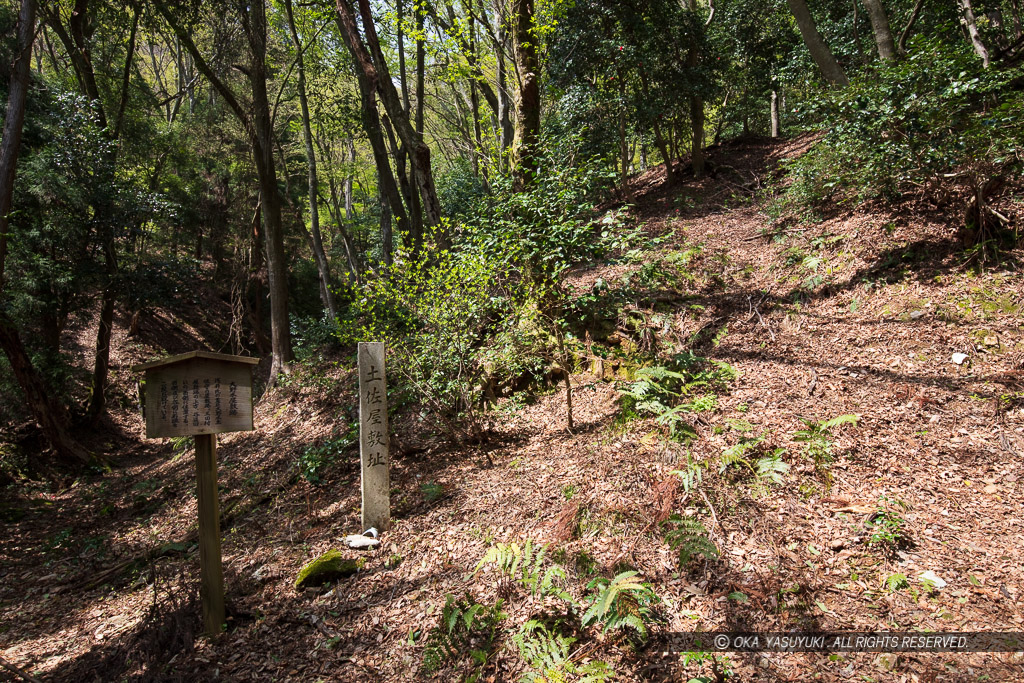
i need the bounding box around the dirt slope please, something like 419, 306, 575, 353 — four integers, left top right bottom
1, 137, 1023, 682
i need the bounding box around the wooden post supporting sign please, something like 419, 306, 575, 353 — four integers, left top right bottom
132, 351, 259, 635
194, 433, 224, 635
358, 342, 390, 531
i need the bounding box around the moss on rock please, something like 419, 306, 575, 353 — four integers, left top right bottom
294, 550, 363, 590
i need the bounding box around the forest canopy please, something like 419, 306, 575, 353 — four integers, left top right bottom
0, 0, 1021, 461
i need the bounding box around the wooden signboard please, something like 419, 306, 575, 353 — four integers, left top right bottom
358, 342, 390, 531
132, 351, 259, 636
134, 351, 258, 439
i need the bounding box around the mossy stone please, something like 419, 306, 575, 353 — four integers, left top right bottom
294, 550, 363, 590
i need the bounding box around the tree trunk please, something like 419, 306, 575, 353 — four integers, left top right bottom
618, 75, 628, 186
85, 248, 116, 425
511, 0, 540, 187
46, 0, 138, 424
0, 311, 90, 463
897, 0, 927, 54
771, 89, 780, 137
1010, 0, 1022, 41
411, 5, 426, 251
337, 0, 443, 227
494, 1, 514, 167
686, 0, 705, 179
327, 176, 359, 280
469, 15, 484, 180
0, 0, 89, 463
861, 0, 897, 60
246, 1, 294, 378
959, 0, 991, 67
786, 0, 850, 86
380, 190, 393, 265
344, 138, 356, 220
158, 3, 293, 378
0, 0, 35, 289
334, 11, 409, 261
284, 0, 337, 320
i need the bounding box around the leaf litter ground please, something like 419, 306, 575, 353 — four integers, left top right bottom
1, 137, 1023, 682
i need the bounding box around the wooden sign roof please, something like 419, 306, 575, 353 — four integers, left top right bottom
132, 351, 260, 373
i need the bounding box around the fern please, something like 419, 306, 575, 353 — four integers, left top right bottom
669, 454, 703, 493
793, 414, 858, 484
718, 441, 756, 475
420, 593, 506, 675
616, 356, 736, 444
514, 620, 616, 683
581, 571, 660, 639
474, 540, 572, 601
663, 515, 718, 566
720, 435, 788, 488
755, 448, 790, 485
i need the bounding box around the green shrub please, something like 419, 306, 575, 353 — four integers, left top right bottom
337, 138, 617, 443
784, 39, 1024, 209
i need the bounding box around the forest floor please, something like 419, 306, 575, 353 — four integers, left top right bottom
2, 137, 1024, 682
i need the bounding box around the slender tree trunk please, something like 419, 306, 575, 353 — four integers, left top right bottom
511, 0, 540, 187
469, 14, 484, 179
494, 2, 513, 167
379, 190, 393, 265
0, 0, 89, 463
686, 0, 705, 179
47, 0, 138, 424
327, 176, 359, 280
897, 0, 927, 54
284, 0, 336, 320
959, 0, 991, 67
344, 138, 356, 219
246, 1, 294, 378
712, 88, 731, 145
852, 0, 862, 63
394, 0, 424, 248
786, 0, 850, 86
85, 247, 116, 425
642, 75, 678, 182
416, 7, 426, 137
1010, 0, 1023, 41
411, 5, 425, 250
157, 3, 293, 378
618, 74, 628, 186
334, 12, 409, 261
771, 89, 780, 137
337, 0, 443, 226
861, 0, 897, 60
0, 0, 35, 289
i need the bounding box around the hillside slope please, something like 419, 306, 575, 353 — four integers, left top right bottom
2, 137, 1023, 682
